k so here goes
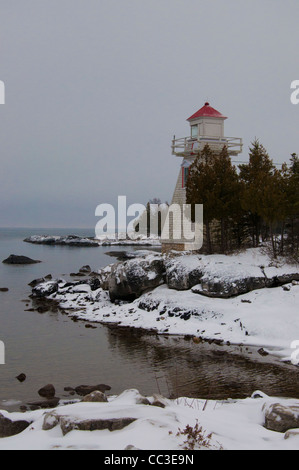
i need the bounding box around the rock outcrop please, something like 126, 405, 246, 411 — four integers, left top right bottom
165, 255, 203, 291
2, 255, 41, 265
32, 281, 60, 298
24, 235, 99, 247
108, 255, 165, 302
192, 275, 267, 298
28, 249, 299, 312
60, 416, 136, 436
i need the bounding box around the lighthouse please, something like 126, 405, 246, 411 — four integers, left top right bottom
162, 102, 243, 253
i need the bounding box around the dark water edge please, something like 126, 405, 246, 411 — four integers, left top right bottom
1, 228, 299, 412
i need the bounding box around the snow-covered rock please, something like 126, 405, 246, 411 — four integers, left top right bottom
165, 254, 203, 290
165, 249, 299, 297
24, 235, 100, 247
108, 254, 165, 302
32, 280, 60, 298
96, 233, 161, 247
2, 390, 299, 449
29, 248, 299, 359
263, 402, 299, 433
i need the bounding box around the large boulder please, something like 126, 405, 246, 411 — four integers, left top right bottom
108, 255, 165, 302
2, 255, 41, 265
166, 250, 299, 297
0, 413, 31, 437
263, 402, 299, 433
193, 275, 266, 298
32, 281, 59, 298
60, 416, 136, 436
165, 255, 203, 290
42, 412, 136, 435
263, 266, 299, 287
38, 384, 56, 398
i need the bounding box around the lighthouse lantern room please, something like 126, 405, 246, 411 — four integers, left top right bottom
171, 102, 242, 158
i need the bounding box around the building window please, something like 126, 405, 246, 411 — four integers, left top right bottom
191, 125, 198, 138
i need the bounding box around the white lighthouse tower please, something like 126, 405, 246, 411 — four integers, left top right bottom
162, 102, 243, 253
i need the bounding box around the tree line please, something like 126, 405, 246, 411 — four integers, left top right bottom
186, 140, 299, 259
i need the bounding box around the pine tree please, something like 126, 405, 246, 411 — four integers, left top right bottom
186, 145, 243, 253
239, 139, 275, 247
285, 154, 299, 258
186, 145, 218, 253
209, 146, 243, 252
258, 168, 288, 258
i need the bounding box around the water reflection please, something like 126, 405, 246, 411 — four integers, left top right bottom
106, 326, 299, 400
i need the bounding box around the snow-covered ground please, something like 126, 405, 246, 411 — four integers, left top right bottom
1, 389, 299, 450
96, 233, 161, 246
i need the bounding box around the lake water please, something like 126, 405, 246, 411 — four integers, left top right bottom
1, 227, 299, 411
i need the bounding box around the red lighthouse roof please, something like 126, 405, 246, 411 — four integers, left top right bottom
187, 102, 227, 121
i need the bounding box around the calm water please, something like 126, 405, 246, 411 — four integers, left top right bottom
0, 227, 299, 411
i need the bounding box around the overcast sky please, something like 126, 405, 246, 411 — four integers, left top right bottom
0, 0, 298, 228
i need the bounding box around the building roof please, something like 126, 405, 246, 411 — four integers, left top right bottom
187, 102, 227, 121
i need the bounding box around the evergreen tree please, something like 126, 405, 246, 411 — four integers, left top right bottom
285, 154, 299, 258
186, 145, 243, 253
209, 146, 243, 252
186, 145, 218, 253
239, 139, 275, 247
258, 167, 288, 258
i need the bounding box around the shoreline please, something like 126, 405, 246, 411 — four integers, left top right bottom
2, 301, 299, 414
23, 234, 162, 248
2, 241, 299, 429
27, 246, 299, 363
1, 387, 299, 450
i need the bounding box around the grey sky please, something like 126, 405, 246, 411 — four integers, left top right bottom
0, 0, 298, 228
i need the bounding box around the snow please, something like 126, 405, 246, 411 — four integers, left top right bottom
40, 248, 299, 361
24, 234, 161, 247
1, 389, 299, 450
7, 247, 298, 450
24, 235, 100, 247
49, 280, 299, 363
95, 232, 161, 246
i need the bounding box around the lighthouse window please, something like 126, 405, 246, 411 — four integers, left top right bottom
191, 125, 198, 138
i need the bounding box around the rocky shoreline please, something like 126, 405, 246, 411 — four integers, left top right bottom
24, 235, 161, 247
26, 247, 299, 361
2, 387, 299, 449
1, 247, 299, 449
